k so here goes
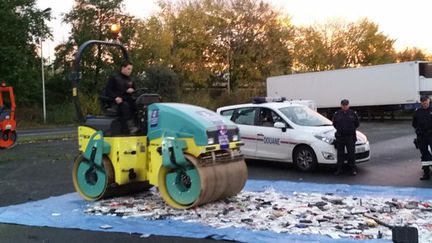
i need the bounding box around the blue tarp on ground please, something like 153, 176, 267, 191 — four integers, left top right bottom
1, 180, 432, 243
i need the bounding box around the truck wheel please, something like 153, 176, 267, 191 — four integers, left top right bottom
293, 145, 318, 172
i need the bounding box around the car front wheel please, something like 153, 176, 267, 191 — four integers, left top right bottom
293, 145, 318, 172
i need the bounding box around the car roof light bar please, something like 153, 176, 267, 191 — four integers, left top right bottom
252, 97, 286, 104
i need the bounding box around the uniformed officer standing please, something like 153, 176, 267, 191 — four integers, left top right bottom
412, 95, 432, 180
333, 99, 359, 176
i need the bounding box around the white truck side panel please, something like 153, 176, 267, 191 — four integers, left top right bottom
267, 62, 423, 108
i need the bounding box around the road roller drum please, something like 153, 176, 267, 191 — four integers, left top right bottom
158, 154, 247, 209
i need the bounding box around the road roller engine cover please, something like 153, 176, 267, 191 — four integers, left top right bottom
70, 40, 247, 209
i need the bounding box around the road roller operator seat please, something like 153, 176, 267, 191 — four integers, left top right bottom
99, 88, 118, 117
0, 105, 10, 121
84, 91, 161, 136
81, 89, 123, 136
0, 105, 4, 119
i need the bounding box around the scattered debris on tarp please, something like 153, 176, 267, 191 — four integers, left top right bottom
85, 188, 432, 241
99, 224, 113, 229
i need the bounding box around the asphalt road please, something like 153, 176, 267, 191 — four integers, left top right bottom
0, 120, 431, 242
17, 126, 76, 137
247, 120, 432, 188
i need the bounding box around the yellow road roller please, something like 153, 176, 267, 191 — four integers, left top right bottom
69, 40, 247, 209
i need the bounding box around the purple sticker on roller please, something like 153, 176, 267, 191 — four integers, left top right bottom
150, 109, 159, 127
218, 125, 229, 149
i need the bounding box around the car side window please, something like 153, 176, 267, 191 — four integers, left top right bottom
220, 109, 234, 120
259, 108, 275, 127
231, 107, 256, 125
273, 113, 286, 125
259, 108, 291, 128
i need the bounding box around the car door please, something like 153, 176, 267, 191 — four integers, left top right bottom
220, 107, 258, 158
255, 108, 295, 161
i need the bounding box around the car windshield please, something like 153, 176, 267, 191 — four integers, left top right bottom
279, 106, 333, 126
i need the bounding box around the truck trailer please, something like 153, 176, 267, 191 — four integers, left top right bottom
267, 61, 432, 118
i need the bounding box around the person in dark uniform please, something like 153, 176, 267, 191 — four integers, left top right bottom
105, 60, 139, 134
412, 95, 432, 180
332, 99, 359, 176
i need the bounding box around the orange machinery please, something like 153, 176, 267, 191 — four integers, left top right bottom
0, 82, 17, 149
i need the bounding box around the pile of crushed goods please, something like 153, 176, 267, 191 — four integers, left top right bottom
85, 188, 432, 241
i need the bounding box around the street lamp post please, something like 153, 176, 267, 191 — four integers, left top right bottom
39, 7, 50, 124
40, 37, 46, 123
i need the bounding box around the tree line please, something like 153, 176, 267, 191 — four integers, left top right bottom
1, 0, 430, 123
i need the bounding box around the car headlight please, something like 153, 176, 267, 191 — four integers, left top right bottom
322, 152, 335, 160
314, 134, 334, 144
208, 137, 215, 145
356, 131, 368, 143
232, 134, 239, 142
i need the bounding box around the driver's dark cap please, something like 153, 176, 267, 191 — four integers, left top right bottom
420, 95, 429, 102
341, 99, 349, 105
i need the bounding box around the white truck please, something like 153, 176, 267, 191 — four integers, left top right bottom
267, 61, 432, 118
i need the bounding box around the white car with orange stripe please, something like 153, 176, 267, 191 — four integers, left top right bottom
216, 98, 370, 171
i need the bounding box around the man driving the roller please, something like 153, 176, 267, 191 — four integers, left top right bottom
105, 60, 139, 134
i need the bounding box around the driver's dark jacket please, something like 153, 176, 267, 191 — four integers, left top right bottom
333, 109, 359, 137
412, 106, 432, 137
105, 72, 136, 103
